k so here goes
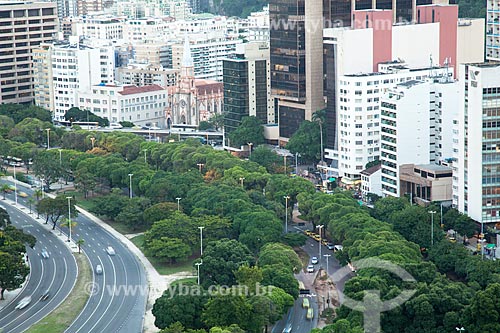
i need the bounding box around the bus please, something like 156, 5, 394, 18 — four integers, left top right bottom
53, 120, 99, 130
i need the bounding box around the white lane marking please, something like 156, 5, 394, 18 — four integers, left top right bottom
72, 255, 107, 333
86, 255, 117, 333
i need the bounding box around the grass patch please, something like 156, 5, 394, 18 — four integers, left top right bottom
171, 277, 197, 287
294, 247, 310, 273
27, 254, 91, 333
104, 220, 141, 235
130, 234, 196, 275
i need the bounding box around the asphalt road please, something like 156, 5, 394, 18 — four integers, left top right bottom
1, 180, 147, 333
271, 231, 353, 333
0, 200, 78, 333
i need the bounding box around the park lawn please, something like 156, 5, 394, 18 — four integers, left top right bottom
131, 234, 195, 275
27, 254, 91, 333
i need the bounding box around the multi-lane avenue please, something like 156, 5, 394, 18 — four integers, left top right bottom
0, 200, 78, 333
1, 179, 148, 333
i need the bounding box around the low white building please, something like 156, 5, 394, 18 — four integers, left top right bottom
75, 15, 125, 40
78, 84, 168, 127
360, 164, 382, 198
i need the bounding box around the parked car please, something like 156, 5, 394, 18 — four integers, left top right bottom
15, 296, 32, 310
307, 265, 314, 273
106, 246, 115, 256
311, 256, 318, 264
326, 243, 335, 250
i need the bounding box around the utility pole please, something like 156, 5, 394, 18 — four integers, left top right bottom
283, 195, 290, 233
317, 225, 324, 260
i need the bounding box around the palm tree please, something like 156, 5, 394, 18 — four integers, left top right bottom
76, 238, 85, 254
28, 197, 35, 214
312, 109, 327, 164
0, 184, 10, 200
34, 189, 42, 201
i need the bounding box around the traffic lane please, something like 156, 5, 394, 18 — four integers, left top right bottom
303, 238, 352, 293
66, 224, 145, 333
65, 215, 146, 332
0, 202, 77, 332
2, 180, 147, 332
4, 255, 77, 333
271, 296, 318, 333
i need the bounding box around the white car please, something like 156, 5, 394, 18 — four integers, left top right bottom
311, 256, 318, 264
95, 264, 103, 274
106, 246, 115, 256
109, 123, 123, 129
15, 296, 31, 310
41, 249, 49, 259
307, 265, 314, 273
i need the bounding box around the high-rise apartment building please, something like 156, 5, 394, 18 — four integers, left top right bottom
455, 62, 500, 225
33, 38, 114, 120
223, 42, 275, 133
487, 0, 500, 60
336, 64, 452, 181
0, 2, 57, 104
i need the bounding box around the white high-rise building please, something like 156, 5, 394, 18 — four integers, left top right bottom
486, 0, 500, 60
75, 15, 125, 40
171, 35, 241, 81
379, 76, 459, 197
335, 64, 452, 181
455, 62, 500, 225
33, 38, 114, 120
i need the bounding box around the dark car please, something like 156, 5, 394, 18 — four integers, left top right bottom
40, 290, 50, 301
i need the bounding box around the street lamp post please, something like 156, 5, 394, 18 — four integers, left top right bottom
13, 164, 17, 205
283, 195, 290, 234
66, 196, 72, 242
197, 163, 204, 172
324, 254, 331, 275
198, 226, 204, 256
90, 137, 95, 149
195, 262, 202, 285
295, 152, 298, 175
128, 173, 133, 199
40, 178, 45, 199
58, 149, 62, 166
176, 197, 181, 211
456, 328, 465, 333
46, 128, 51, 150
239, 177, 245, 187
283, 155, 286, 174
428, 210, 436, 246
143, 149, 147, 164
248, 143, 253, 157
317, 225, 324, 260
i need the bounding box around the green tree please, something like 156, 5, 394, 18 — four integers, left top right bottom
146, 237, 191, 263
0, 115, 14, 138
33, 150, 64, 188
90, 189, 128, 221
286, 120, 321, 163
74, 166, 97, 198
36, 196, 77, 230
144, 202, 178, 227
249, 146, 283, 173
201, 239, 254, 288
76, 238, 85, 253
0, 251, 29, 300
228, 116, 265, 148
153, 282, 209, 329
202, 295, 252, 329
0, 184, 10, 200
115, 197, 151, 231
64, 107, 109, 127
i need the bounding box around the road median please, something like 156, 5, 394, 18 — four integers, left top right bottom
27, 253, 91, 333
